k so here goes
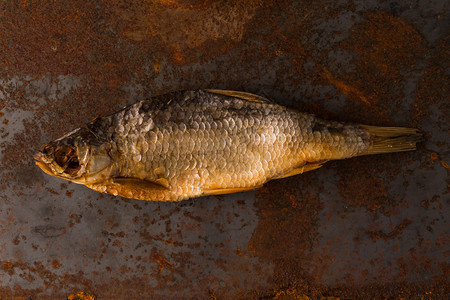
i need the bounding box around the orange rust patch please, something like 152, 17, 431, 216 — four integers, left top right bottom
105, 0, 263, 60
336, 11, 426, 122
342, 12, 426, 78
273, 287, 313, 299
51, 260, 61, 269
429, 152, 450, 170
67, 291, 96, 300
1, 261, 13, 271
0, 1, 102, 76
151, 253, 173, 270
157, 0, 179, 7
322, 69, 371, 106
69, 213, 82, 223
172, 49, 185, 64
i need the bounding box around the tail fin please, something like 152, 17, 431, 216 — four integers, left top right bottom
358, 125, 423, 156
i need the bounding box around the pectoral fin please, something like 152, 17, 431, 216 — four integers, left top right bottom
88, 177, 172, 201
202, 185, 263, 196
205, 89, 270, 103
272, 161, 328, 180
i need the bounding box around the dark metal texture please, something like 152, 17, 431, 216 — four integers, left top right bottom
0, 0, 448, 298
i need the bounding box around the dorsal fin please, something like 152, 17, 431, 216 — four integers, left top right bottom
204, 89, 270, 103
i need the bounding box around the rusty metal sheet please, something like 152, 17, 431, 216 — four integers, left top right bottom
0, 0, 448, 298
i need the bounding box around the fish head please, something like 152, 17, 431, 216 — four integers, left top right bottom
34, 128, 90, 181
35, 127, 113, 184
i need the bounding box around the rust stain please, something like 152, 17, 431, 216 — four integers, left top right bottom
273, 287, 312, 299
172, 49, 185, 64
322, 69, 371, 106
336, 11, 427, 122
365, 219, 413, 241
67, 291, 96, 300
428, 151, 449, 170
341, 12, 426, 77
51, 260, 61, 269
275, 25, 373, 107
336, 158, 393, 211
106, 0, 263, 61
430, 152, 439, 160
412, 35, 448, 126
151, 253, 174, 270
0, 0, 448, 298
248, 173, 324, 284
0, 1, 101, 76
1, 261, 14, 272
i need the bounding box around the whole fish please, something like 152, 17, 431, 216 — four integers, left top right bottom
35, 90, 422, 201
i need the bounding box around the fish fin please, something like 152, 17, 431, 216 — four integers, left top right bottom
204, 89, 270, 103
202, 185, 263, 196
87, 177, 173, 201
272, 161, 328, 180
358, 125, 423, 156
112, 177, 170, 190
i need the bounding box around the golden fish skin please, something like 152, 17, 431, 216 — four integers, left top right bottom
35, 90, 422, 201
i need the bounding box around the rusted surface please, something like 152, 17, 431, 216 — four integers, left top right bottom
0, 0, 448, 298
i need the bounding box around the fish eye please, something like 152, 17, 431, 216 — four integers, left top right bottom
53, 145, 81, 176
54, 146, 72, 166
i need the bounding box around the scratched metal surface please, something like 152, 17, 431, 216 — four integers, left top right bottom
0, 0, 448, 299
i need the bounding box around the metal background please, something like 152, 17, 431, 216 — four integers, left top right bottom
0, 0, 448, 299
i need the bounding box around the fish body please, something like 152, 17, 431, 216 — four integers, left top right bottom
35, 90, 422, 201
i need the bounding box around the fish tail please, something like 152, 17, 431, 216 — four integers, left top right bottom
357, 125, 423, 156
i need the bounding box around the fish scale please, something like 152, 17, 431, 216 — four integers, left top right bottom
35, 89, 422, 202
107, 90, 359, 200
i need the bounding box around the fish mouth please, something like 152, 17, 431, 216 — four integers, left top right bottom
33, 151, 45, 162
34, 152, 57, 176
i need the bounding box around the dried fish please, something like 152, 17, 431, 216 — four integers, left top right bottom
35, 90, 422, 201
